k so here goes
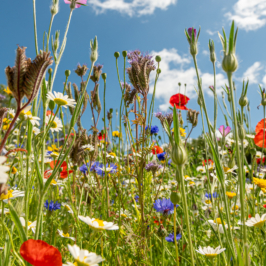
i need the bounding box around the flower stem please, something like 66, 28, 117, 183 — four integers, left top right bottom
32, 0, 38, 55
176, 165, 194, 265
174, 207, 179, 266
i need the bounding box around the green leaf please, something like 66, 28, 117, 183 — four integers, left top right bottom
218, 32, 225, 52
234, 27, 238, 53
222, 28, 227, 52
196, 26, 201, 41
229, 20, 235, 54
172, 105, 180, 146
8, 202, 27, 243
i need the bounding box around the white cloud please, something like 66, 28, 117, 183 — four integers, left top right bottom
202, 50, 209, 56
241, 62, 263, 84
263, 74, 266, 87
225, 0, 266, 31
206, 30, 217, 36
88, 0, 177, 16
149, 49, 227, 111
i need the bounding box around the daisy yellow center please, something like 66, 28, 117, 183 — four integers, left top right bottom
254, 220, 266, 228
214, 218, 225, 225
54, 98, 68, 106
226, 192, 236, 199
92, 219, 105, 227
232, 205, 239, 211
205, 200, 211, 204
51, 179, 57, 185
189, 181, 195, 185
12, 166, 17, 174
0, 190, 13, 200
109, 152, 116, 157
62, 232, 70, 237
51, 121, 58, 128
223, 167, 230, 172
65, 205, 71, 211
28, 222, 32, 227
121, 214, 127, 218
205, 254, 217, 258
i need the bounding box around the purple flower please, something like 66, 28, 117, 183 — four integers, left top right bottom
218, 125, 231, 137
154, 198, 175, 215
44, 200, 61, 211
154, 111, 162, 118
80, 164, 88, 174
151, 125, 159, 135
165, 233, 182, 243
0, 94, 6, 100
90, 162, 100, 172
95, 163, 117, 176
64, 0, 87, 8
188, 28, 197, 39
134, 195, 139, 202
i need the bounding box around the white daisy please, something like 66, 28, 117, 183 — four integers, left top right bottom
45, 115, 63, 133
32, 127, 40, 135
0, 156, 10, 184
13, 129, 20, 136
0, 208, 10, 215
0, 189, 24, 203
47, 91, 76, 108
196, 246, 226, 258
19, 106, 31, 118
67, 244, 104, 266
57, 230, 75, 241
19, 217, 37, 234
7, 109, 15, 119
62, 203, 74, 214
243, 213, 266, 228
78, 216, 119, 231
82, 144, 95, 152
208, 218, 240, 234
27, 115, 41, 126
246, 134, 255, 139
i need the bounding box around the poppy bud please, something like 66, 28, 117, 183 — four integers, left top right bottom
238, 124, 246, 140
239, 95, 248, 107
250, 148, 256, 156
101, 73, 107, 81
49, 100, 55, 110
155, 55, 161, 63
157, 68, 161, 74
90, 36, 98, 63
122, 50, 127, 58
170, 192, 180, 204
171, 145, 187, 165
65, 70, 71, 78
222, 53, 238, 73
114, 52, 120, 58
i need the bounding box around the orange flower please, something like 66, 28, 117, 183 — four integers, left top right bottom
254, 129, 266, 148
20, 239, 62, 266
152, 146, 163, 155
255, 118, 266, 133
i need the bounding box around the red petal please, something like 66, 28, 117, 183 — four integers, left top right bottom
20, 239, 62, 266
169, 93, 190, 109
60, 170, 73, 179
254, 129, 266, 148
255, 118, 266, 134
50, 160, 67, 171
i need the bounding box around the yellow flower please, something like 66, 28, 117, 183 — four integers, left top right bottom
0, 190, 13, 200
226, 192, 236, 199
253, 177, 266, 189
112, 131, 121, 138
3, 87, 13, 96
109, 152, 116, 157
213, 218, 225, 225
48, 144, 60, 152
171, 127, 186, 137
11, 166, 17, 174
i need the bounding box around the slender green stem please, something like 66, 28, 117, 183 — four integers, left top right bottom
176, 165, 194, 265
174, 207, 179, 266
32, 0, 38, 55
46, 14, 55, 52
212, 62, 217, 131
227, 71, 248, 265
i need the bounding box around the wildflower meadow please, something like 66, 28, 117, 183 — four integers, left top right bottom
2, 0, 266, 265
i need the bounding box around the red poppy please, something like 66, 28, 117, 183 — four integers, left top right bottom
263, 204, 266, 209
254, 129, 266, 148
248, 214, 252, 218
65, 133, 75, 139
152, 146, 163, 155
50, 160, 73, 179
20, 239, 62, 266
255, 119, 266, 133
202, 159, 214, 166
169, 93, 190, 110
98, 132, 106, 140
153, 216, 163, 226
44, 170, 53, 179
46, 110, 54, 116
257, 157, 266, 164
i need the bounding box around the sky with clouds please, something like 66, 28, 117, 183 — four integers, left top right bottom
0, 0, 266, 138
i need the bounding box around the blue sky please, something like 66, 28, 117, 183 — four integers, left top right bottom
1, 0, 266, 138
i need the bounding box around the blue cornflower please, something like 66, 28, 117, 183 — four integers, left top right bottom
246, 178, 251, 184
90, 162, 100, 172
168, 159, 172, 165
165, 233, 182, 243
151, 125, 159, 135
15, 144, 24, 148
46, 141, 49, 145
205, 192, 218, 199
44, 200, 61, 211
157, 152, 166, 161
154, 198, 175, 215
80, 164, 88, 174
134, 195, 139, 202
95, 163, 117, 176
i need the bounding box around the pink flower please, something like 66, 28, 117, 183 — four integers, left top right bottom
64, 0, 87, 8
218, 125, 231, 137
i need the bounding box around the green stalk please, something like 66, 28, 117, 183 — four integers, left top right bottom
32, 0, 38, 55
176, 166, 194, 265
212, 61, 218, 131
227, 72, 248, 265
46, 14, 55, 52
174, 207, 179, 266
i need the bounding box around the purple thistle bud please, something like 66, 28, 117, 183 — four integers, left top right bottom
209, 86, 214, 92
188, 28, 197, 39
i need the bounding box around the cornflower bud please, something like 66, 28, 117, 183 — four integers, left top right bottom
50, 0, 59, 15
219, 21, 238, 73
239, 95, 248, 107
208, 39, 216, 63
90, 36, 98, 63
101, 73, 107, 81
185, 27, 200, 56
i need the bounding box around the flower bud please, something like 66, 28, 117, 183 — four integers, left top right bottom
122, 50, 127, 58
101, 73, 107, 81
238, 124, 246, 140
170, 192, 180, 204
50, 0, 59, 15
49, 100, 55, 110
222, 53, 238, 73
228, 157, 235, 169
190, 43, 198, 56
114, 52, 120, 58
239, 95, 248, 107
155, 55, 161, 63
250, 148, 256, 156
261, 96, 266, 106
157, 68, 161, 74
65, 70, 71, 78
157, 226, 168, 238
171, 145, 187, 165
48, 68, 53, 75
90, 36, 98, 63
197, 96, 202, 107
208, 40, 216, 63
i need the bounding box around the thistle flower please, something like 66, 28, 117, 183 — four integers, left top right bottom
126, 50, 156, 96
74, 64, 88, 78
154, 111, 174, 129
145, 162, 163, 175
187, 109, 199, 127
